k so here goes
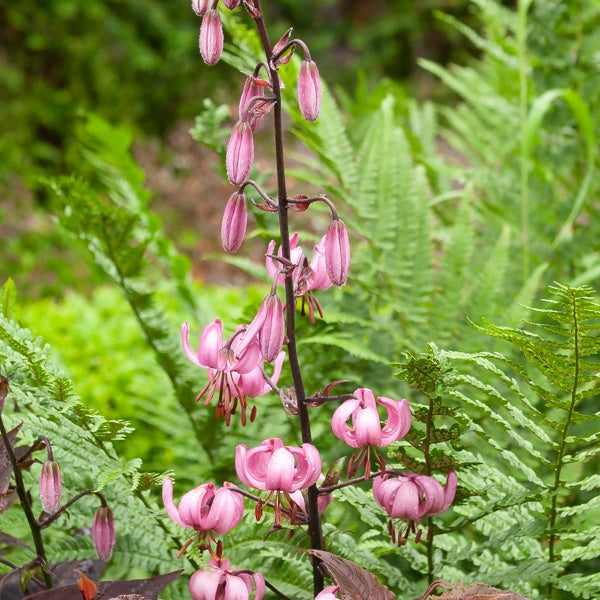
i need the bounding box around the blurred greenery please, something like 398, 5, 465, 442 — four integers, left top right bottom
1, 0, 600, 597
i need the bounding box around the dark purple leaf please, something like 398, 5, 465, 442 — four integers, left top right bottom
307, 550, 395, 600
23, 570, 183, 600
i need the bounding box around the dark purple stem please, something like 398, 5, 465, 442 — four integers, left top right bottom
251, 3, 324, 593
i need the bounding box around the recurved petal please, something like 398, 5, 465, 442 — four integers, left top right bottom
379, 397, 412, 446
331, 399, 362, 448
289, 443, 322, 491
162, 477, 187, 528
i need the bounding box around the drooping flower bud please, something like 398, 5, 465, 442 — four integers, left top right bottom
191, 0, 210, 15
39, 460, 62, 513
298, 59, 321, 122
226, 121, 254, 185
324, 219, 350, 286
199, 9, 223, 65
92, 506, 116, 560
256, 294, 285, 363
221, 192, 248, 253
222, 0, 241, 9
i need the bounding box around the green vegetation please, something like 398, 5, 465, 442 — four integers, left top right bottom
1, 0, 599, 598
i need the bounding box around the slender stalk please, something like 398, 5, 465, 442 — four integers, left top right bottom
547, 292, 581, 595
252, 4, 324, 592
0, 415, 53, 589
422, 395, 435, 583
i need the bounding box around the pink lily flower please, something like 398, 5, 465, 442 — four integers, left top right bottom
331, 388, 412, 448
266, 232, 333, 322
373, 471, 457, 545
331, 388, 411, 477
189, 558, 265, 600
162, 478, 244, 534
235, 438, 321, 525
181, 319, 262, 425
235, 438, 321, 493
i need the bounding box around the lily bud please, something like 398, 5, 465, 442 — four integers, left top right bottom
92, 506, 116, 560
199, 9, 223, 65
226, 121, 254, 185
298, 59, 321, 122
324, 219, 350, 286
222, 0, 241, 8
39, 460, 62, 513
191, 0, 210, 15
221, 192, 248, 253
257, 294, 285, 363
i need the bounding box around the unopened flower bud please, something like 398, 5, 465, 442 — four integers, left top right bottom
221, 192, 248, 253
222, 0, 241, 8
324, 219, 350, 286
191, 0, 210, 15
298, 59, 321, 122
257, 294, 284, 363
92, 506, 116, 560
199, 9, 223, 65
39, 460, 62, 513
226, 121, 254, 185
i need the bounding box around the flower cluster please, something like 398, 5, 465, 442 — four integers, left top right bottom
173, 2, 460, 599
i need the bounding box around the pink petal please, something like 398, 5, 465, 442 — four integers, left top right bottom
352, 407, 383, 447
264, 447, 295, 491
379, 397, 412, 446
162, 477, 187, 527
331, 398, 362, 448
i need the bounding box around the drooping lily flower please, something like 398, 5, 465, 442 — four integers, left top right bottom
331, 388, 412, 477
163, 478, 244, 557
162, 478, 244, 534
189, 558, 265, 600
373, 471, 457, 545
235, 438, 321, 525
181, 319, 262, 425
265, 232, 334, 322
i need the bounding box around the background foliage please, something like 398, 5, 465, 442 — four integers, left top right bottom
1, 0, 599, 599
